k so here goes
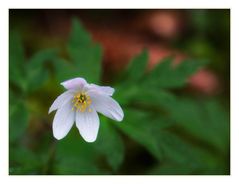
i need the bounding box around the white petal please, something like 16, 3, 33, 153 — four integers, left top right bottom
48, 90, 74, 114
52, 101, 75, 140
61, 77, 87, 90
75, 108, 99, 143
87, 84, 115, 96
88, 91, 124, 121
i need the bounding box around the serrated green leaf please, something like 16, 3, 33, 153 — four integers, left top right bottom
68, 18, 92, 47
66, 18, 102, 83
165, 98, 229, 152
176, 58, 208, 78
119, 86, 175, 107
126, 50, 148, 82
145, 58, 207, 89
54, 58, 84, 82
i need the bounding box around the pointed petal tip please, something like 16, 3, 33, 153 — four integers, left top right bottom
116, 115, 124, 122
48, 108, 54, 114
112, 107, 124, 122
89, 91, 124, 122
115, 112, 124, 122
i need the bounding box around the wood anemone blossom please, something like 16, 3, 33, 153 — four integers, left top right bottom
49, 77, 124, 142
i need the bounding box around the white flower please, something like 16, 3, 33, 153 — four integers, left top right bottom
49, 77, 124, 142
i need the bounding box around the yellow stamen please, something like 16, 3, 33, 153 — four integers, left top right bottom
71, 91, 92, 112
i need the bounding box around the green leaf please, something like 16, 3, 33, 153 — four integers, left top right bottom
94, 120, 124, 171
9, 31, 27, 90
54, 58, 86, 82
145, 57, 207, 89
116, 108, 165, 160
205, 101, 230, 146
28, 49, 58, 69
157, 131, 228, 174
116, 55, 207, 107
117, 85, 176, 107
165, 98, 229, 153
26, 49, 57, 91
126, 50, 148, 82
68, 18, 92, 47
159, 131, 206, 164
9, 32, 56, 93
9, 92, 28, 143
66, 18, 102, 83
55, 128, 105, 174
9, 145, 41, 174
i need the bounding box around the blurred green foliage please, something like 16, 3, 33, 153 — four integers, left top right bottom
54, 18, 102, 83
9, 16, 229, 175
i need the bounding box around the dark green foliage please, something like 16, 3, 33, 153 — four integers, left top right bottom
9, 32, 57, 92
9, 32, 58, 142
55, 129, 103, 174
9, 17, 230, 175
115, 50, 229, 174
94, 120, 125, 171
26, 49, 58, 91
145, 57, 207, 89
9, 32, 27, 91
9, 146, 41, 174
117, 108, 164, 160
9, 93, 28, 143
125, 50, 148, 82
55, 120, 125, 174
54, 18, 102, 83
165, 98, 230, 153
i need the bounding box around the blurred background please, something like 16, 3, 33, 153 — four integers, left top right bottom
9, 9, 230, 175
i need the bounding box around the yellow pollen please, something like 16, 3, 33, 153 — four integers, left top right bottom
72, 92, 92, 112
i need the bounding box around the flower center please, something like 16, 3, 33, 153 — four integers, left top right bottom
72, 92, 92, 112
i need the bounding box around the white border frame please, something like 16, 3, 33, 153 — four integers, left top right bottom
1, 1, 238, 184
